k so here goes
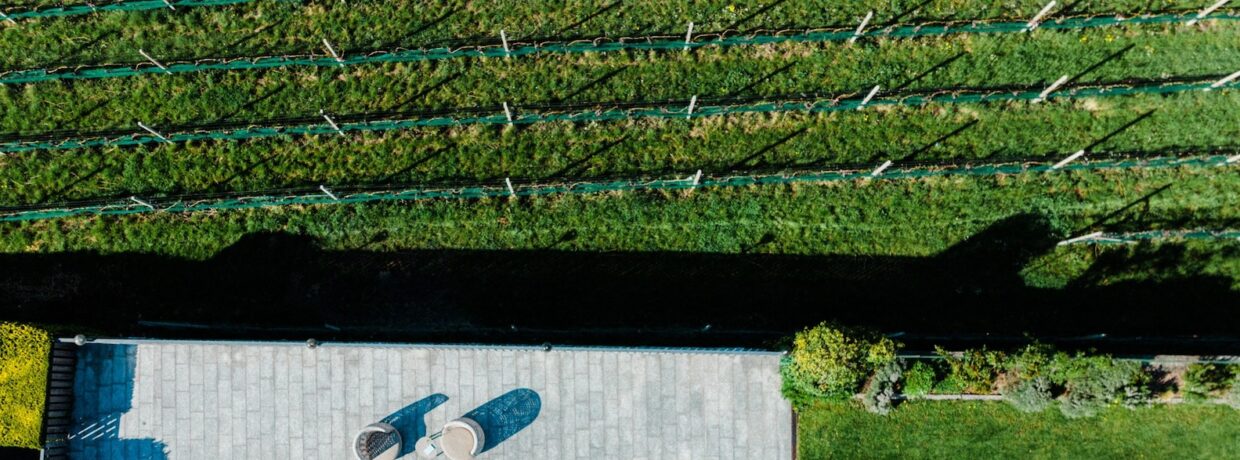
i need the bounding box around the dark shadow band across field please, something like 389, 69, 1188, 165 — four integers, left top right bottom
0, 214, 1236, 351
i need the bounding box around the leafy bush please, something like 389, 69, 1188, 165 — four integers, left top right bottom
779, 357, 822, 410
1224, 377, 1240, 410
935, 346, 1006, 394
1004, 343, 1054, 380
1182, 363, 1238, 401
1002, 377, 1054, 413
0, 322, 52, 448
903, 361, 936, 398
1121, 384, 1152, 409
1047, 353, 1143, 418
862, 361, 903, 415
783, 322, 899, 403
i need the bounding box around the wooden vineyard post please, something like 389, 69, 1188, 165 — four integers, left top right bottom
138, 49, 171, 74
1024, 1, 1057, 32
137, 122, 172, 143
849, 11, 873, 44
322, 39, 345, 66
319, 185, 340, 201
1188, 0, 1230, 26
1033, 75, 1069, 103
319, 110, 345, 136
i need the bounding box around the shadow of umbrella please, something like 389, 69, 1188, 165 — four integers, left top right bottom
463, 388, 542, 454
379, 393, 449, 458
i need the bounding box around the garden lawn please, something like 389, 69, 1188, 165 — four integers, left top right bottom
0, 322, 50, 449
798, 400, 1240, 459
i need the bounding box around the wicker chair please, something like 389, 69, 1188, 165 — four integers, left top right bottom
353, 422, 402, 460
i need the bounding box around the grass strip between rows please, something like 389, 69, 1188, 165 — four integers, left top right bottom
3, 164, 1236, 256
2, 77, 1235, 154
0, 0, 1224, 69
0, 0, 255, 22
4, 23, 1237, 134
3, 11, 1236, 84
2, 154, 1236, 223
1, 90, 1234, 206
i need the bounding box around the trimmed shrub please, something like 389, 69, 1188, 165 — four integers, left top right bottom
903, 361, 936, 398
1058, 391, 1104, 419
0, 322, 52, 448
1002, 377, 1054, 413
783, 322, 899, 404
1182, 363, 1238, 401
862, 360, 903, 415
936, 346, 1006, 394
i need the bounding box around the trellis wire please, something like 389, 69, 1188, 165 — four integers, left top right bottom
1, 153, 1234, 223
0, 0, 253, 21
1, 76, 1233, 154
0, 10, 1235, 85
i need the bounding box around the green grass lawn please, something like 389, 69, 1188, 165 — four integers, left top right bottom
798, 400, 1240, 459
0, 323, 50, 449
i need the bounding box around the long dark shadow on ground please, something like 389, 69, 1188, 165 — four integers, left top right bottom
0, 214, 1236, 351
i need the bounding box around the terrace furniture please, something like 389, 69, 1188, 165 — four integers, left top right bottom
353, 422, 402, 460
414, 417, 486, 459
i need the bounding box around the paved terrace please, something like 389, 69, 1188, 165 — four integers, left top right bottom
67, 340, 792, 459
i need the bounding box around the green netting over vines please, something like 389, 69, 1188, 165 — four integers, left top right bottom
0, 0, 252, 21
0, 77, 1233, 154
1, 153, 1235, 223
0, 11, 1235, 85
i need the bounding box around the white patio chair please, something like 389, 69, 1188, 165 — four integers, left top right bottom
414, 417, 485, 460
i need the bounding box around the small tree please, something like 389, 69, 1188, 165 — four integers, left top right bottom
783, 322, 899, 403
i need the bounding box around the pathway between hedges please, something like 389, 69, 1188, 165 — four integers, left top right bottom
65, 340, 792, 459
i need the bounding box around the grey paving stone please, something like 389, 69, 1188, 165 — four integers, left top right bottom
69, 343, 791, 460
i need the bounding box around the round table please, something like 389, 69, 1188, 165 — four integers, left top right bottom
440, 418, 485, 460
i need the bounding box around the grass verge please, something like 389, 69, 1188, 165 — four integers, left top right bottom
798, 400, 1240, 459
